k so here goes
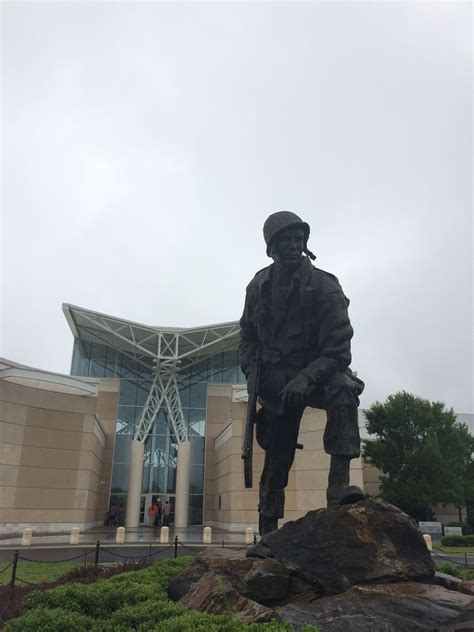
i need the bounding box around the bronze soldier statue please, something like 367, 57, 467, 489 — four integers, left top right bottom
240, 211, 365, 536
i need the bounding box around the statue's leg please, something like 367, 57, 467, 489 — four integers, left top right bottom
323, 374, 366, 507
257, 408, 302, 535
327, 454, 351, 506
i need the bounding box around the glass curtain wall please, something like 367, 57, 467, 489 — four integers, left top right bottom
71, 339, 245, 524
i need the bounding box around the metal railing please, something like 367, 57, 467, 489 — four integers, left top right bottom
0, 534, 259, 591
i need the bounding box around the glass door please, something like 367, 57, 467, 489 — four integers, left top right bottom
140, 494, 165, 527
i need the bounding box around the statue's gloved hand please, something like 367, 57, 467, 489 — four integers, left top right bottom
281, 373, 312, 410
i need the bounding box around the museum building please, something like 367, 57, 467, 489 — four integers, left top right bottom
0, 303, 366, 534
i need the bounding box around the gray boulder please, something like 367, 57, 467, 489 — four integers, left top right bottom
255, 497, 435, 593
276, 581, 474, 631
238, 559, 291, 603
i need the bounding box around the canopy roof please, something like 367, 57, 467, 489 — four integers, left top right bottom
63, 304, 240, 371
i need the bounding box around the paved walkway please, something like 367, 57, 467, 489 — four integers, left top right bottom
0, 525, 255, 564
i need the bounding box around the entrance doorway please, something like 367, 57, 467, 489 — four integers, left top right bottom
140, 494, 161, 527
139, 494, 175, 527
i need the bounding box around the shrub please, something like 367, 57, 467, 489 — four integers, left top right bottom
6, 557, 320, 632
24, 579, 157, 617
95, 599, 185, 631
142, 614, 317, 631
441, 534, 474, 547
446, 521, 474, 535
4, 607, 93, 632
0, 559, 152, 630
24, 558, 192, 617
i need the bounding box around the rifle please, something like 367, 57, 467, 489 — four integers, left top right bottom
241, 355, 261, 489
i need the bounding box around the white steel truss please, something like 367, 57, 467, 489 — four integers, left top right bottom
63, 304, 240, 371
134, 367, 187, 444
63, 304, 240, 445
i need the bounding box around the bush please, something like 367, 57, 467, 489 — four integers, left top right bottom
5, 556, 320, 632
446, 522, 474, 535
441, 534, 474, 547
96, 599, 185, 631
0, 559, 150, 629
3, 607, 93, 632
24, 579, 157, 617
24, 558, 192, 617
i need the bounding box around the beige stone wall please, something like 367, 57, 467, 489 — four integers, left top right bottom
362, 461, 383, 498
204, 385, 363, 531
0, 378, 118, 534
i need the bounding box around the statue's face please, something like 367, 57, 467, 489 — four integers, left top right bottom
272, 227, 305, 269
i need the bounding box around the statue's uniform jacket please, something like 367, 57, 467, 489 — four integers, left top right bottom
239, 257, 363, 521
241, 257, 353, 369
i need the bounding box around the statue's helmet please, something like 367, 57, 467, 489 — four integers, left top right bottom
263, 211, 310, 257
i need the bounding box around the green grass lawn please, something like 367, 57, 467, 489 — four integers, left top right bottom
0, 562, 88, 586
433, 545, 474, 554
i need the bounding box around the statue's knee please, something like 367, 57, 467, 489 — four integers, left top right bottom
325, 371, 361, 407
331, 386, 357, 407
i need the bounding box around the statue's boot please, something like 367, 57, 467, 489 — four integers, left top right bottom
327, 455, 366, 507
246, 539, 273, 559
246, 514, 277, 559
258, 485, 283, 535
259, 514, 278, 536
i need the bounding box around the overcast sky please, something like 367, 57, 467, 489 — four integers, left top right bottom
2, 2, 472, 413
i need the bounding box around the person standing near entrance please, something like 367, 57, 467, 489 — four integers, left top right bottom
162, 500, 171, 526
147, 499, 158, 528
116, 504, 125, 526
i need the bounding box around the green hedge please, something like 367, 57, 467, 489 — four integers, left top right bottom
437, 564, 474, 580
441, 534, 474, 547
446, 522, 474, 535
4, 557, 319, 632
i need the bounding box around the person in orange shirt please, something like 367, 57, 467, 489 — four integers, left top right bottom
147, 499, 159, 528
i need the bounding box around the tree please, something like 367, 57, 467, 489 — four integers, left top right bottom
363, 391, 474, 522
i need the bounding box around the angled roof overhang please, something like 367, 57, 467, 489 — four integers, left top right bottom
63, 304, 241, 371
0, 358, 99, 396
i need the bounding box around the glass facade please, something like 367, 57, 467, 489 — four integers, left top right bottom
71, 339, 245, 524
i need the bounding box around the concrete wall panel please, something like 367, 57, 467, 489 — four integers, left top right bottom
0, 399, 28, 425
0, 376, 117, 533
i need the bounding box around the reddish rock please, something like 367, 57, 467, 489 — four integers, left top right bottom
167, 501, 474, 628
178, 570, 276, 623
458, 580, 474, 596
168, 548, 276, 623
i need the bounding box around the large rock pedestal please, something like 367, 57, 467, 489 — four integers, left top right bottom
254, 497, 435, 593
168, 499, 474, 630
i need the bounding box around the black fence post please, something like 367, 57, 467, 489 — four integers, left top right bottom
84, 550, 87, 568
95, 540, 100, 568
149, 542, 152, 565
465, 552, 468, 568
174, 536, 178, 559
253, 534, 257, 545
10, 550, 19, 590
